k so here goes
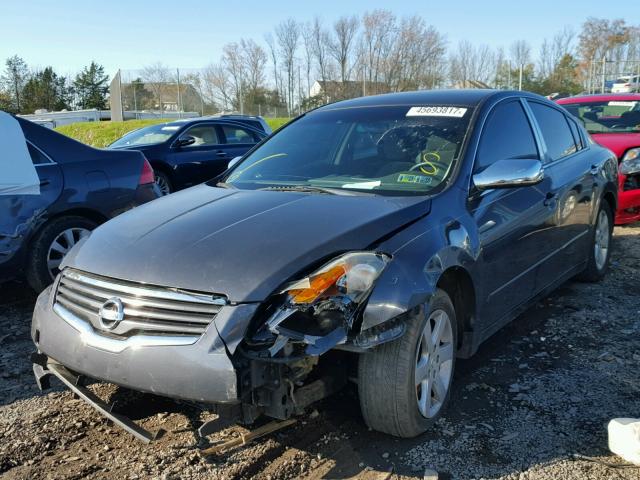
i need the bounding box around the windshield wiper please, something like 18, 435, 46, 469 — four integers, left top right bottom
216, 182, 237, 189
258, 185, 343, 195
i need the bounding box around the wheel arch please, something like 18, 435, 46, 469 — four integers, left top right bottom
25, 208, 107, 251
602, 189, 616, 218
436, 266, 477, 355
149, 161, 173, 180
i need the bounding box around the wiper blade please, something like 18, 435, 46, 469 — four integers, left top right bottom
259, 185, 341, 195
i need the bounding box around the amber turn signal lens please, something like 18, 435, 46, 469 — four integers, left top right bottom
288, 264, 347, 304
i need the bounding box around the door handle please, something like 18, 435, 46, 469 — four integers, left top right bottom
215, 150, 227, 157
590, 164, 599, 175
40, 179, 50, 187
543, 192, 557, 207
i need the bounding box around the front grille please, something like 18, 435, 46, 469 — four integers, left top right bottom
54, 269, 226, 338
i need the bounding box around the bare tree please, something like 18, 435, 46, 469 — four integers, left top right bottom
390, 16, 447, 91
141, 62, 172, 111
449, 41, 496, 86
202, 63, 233, 111
510, 40, 532, 67
329, 15, 359, 85
1, 55, 29, 112
311, 17, 333, 101
539, 27, 575, 80
264, 33, 281, 100
275, 18, 300, 114
301, 22, 315, 99
361, 10, 396, 91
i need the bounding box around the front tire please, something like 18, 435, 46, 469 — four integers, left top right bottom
358, 289, 457, 437
26, 216, 97, 292
579, 201, 613, 282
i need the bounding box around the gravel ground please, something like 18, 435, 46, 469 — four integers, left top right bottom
1, 226, 640, 480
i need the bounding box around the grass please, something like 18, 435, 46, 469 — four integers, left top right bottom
55, 117, 291, 148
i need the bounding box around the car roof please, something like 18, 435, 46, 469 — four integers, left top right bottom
557, 93, 640, 104
315, 89, 545, 111
158, 117, 264, 131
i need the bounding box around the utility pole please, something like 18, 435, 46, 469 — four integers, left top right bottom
601, 56, 606, 94
362, 64, 366, 97
176, 68, 182, 119
298, 64, 302, 114
518, 64, 523, 91
239, 77, 244, 115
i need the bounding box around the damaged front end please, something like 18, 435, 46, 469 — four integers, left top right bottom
232, 252, 405, 420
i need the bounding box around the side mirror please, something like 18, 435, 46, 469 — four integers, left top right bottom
228, 156, 242, 169
473, 159, 544, 190
176, 135, 196, 148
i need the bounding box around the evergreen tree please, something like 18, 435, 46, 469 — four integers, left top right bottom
21, 67, 71, 113
73, 61, 109, 109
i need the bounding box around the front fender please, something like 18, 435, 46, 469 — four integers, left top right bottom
362, 212, 479, 331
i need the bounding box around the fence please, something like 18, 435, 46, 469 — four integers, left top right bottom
109, 68, 291, 121
585, 59, 640, 94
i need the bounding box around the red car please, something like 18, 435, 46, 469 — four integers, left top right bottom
558, 94, 640, 224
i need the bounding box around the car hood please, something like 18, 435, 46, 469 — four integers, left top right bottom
591, 132, 640, 158
63, 185, 431, 302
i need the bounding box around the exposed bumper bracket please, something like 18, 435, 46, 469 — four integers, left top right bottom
32, 355, 164, 444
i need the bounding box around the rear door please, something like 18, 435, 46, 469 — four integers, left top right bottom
0, 141, 63, 272
525, 100, 594, 287
217, 123, 262, 164
469, 99, 551, 326
28, 142, 64, 205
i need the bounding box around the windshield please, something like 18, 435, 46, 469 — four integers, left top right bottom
110, 124, 182, 148
224, 105, 473, 195
561, 100, 640, 134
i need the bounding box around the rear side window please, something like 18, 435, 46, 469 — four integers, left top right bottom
567, 118, 584, 150
221, 125, 257, 144
476, 100, 538, 171
27, 142, 52, 165
528, 102, 577, 161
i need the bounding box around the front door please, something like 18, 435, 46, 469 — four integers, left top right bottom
169, 123, 229, 186
469, 99, 552, 326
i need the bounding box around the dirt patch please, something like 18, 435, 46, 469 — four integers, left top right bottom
2, 226, 640, 479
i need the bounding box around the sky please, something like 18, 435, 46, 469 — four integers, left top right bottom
0, 0, 636, 77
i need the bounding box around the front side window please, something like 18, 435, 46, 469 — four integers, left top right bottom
224, 105, 474, 195
528, 102, 577, 161
560, 100, 640, 134
476, 100, 538, 171
181, 125, 219, 147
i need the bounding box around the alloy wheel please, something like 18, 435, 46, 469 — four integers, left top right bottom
594, 209, 610, 271
415, 309, 454, 418
46, 228, 91, 280
155, 175, 171, 196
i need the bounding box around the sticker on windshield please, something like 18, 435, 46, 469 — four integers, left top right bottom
407, 106, 467, 117
397, 174, 432, 185
342, 180, 381, 189
608, 101, 637, 108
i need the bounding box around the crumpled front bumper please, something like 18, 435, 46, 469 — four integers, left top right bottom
31, 286, 251, 403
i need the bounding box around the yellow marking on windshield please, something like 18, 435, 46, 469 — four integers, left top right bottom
419, 152, 439, 175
